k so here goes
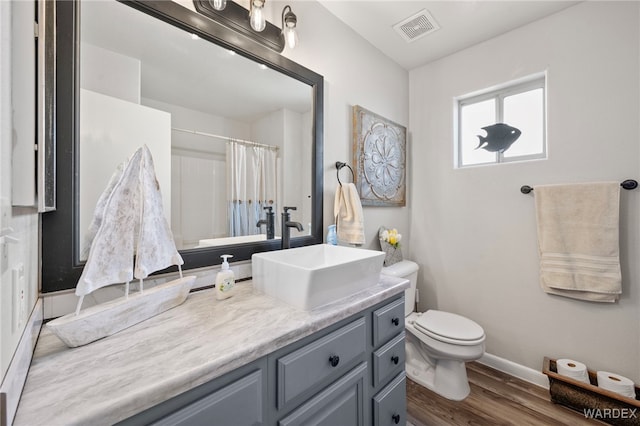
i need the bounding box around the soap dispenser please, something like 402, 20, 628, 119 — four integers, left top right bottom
215, 255, 236, 300
327, 224, 337, 245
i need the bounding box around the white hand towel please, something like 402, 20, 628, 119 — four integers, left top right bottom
534, 182, 621, 302
334, 183, 365, 245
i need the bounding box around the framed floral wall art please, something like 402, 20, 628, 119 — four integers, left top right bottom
352, 105, 406, 206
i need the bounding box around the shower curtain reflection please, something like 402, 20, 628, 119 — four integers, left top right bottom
226, 140, 278, 237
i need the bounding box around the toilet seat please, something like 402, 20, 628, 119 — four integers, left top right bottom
413, 310, 485, 346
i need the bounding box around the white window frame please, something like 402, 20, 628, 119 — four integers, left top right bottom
455, 74, 547, 168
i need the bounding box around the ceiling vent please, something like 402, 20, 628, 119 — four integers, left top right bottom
393, 9, 440, 43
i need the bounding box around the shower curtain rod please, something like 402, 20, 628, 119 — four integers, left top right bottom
172, 127, 279, 151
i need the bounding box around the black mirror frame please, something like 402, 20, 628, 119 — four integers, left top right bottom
41, 0, 324, 293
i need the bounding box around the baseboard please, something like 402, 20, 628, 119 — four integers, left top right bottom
0, 298, 43, 426
478, 352, 550, 389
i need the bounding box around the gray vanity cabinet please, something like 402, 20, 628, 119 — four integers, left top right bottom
372, 332, 406, 388
273, 318, 367, 410
372, 297, 405, 347
151, 369, 265, 426
370, 298, 406, 426
268, 315, 369, 425
118, 359, 268, 426
373, 373, 406, 426
118, 294, 406, 426
278, 363, 367, 426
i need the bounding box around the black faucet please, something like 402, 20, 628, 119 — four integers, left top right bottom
256, 206, 275, 239
281, 206, 303, 249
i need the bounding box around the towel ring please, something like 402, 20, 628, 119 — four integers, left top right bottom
335, 161, 355, 186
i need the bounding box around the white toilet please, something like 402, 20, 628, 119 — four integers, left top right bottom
381, 260, 485, 401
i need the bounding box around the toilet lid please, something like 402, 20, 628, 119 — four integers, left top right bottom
414, 310, 485, 345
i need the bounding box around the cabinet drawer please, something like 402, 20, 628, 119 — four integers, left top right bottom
372, 372, 406, 426
151, 370, 263, 426
278, 363, 367, 426
372, 297, 405, 347
277, 318, 366, 408
372, 331, 405, 388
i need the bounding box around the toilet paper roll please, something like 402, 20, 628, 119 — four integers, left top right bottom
556, 359, 590, 384
597, 371, 636, 399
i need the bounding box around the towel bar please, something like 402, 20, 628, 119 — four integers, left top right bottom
520, 179, 638, 194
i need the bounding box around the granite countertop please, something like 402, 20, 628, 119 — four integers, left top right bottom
14, 276, 408, 426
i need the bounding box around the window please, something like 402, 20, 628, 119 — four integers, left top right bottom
456, 75, 546, 168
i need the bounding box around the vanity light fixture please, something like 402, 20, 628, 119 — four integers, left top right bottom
195, 0, 297, 53
281, 5, 298, 49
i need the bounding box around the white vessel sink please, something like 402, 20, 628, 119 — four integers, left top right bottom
252, 244, 385, 310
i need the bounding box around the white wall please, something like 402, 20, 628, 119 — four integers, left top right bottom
79, 90, 172, 258
144, 97, 251, 154
1, 0, 39, 382
145, 98, 249, 246
276, 0, 411, 249
79, 47, 172, 257
409, 1, 640, 382
81, 43, 141, 104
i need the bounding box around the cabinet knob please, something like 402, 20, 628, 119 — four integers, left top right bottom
392, 413, 401, 424
391, 317, 399, 326
328, 355, 340, 367
391, 355, 399, 365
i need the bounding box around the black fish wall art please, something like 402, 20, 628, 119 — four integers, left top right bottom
475, 123, 522, 153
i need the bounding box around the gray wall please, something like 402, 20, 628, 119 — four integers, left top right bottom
409, 1, 640, 382
279, 0, 411, 250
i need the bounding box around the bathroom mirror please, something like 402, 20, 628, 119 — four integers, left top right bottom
42, 0, 324, 293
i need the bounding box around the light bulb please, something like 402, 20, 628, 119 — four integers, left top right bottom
210, 0, 226, 11
284, 27, 298, 49
281, 6, 298, 49
250, 0, 266, 32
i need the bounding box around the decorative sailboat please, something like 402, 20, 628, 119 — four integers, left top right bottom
47, 146, 196, 347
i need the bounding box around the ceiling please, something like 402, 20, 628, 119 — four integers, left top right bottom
81, 1, 582, 121
318, 1, 581, 70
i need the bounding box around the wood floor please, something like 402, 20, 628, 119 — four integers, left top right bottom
407, 362, 606, 425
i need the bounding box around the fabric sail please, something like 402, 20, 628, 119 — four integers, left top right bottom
76, 149, 142, 297
135, 145, 183, 279
76, 145, 182, 297
80, 160, 126, 261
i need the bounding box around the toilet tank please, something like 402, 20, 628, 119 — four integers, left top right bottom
380, 260, 419, 316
